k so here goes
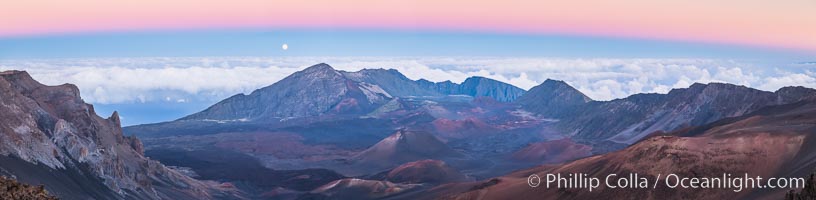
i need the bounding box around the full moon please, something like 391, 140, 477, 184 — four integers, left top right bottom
281, 44, 288, 50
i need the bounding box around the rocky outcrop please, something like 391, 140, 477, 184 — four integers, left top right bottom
341, 68, 440, 97
786, 173, 816, 200
0, 176, 57, 200
0, 70, 228, 199
417, 76, 526, 102
459, 77, 526, 102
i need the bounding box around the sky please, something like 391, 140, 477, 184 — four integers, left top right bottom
0, 30, 813, 59
1, 0, 815, 125
2, 0, 816, 53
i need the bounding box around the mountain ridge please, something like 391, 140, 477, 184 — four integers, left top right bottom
515, 79, 591, 117
515, 80, 816, 144
179, 63, 525, 122
0, 70, 233, 199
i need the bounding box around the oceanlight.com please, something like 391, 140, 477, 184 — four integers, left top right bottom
527, 173, 805, 192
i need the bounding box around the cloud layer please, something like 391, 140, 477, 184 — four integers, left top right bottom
1, 57, 814, 104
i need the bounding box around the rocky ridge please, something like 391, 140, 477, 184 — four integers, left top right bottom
0, 70, 231, 199
517, 80, 816, 144
181, 63, 525, 122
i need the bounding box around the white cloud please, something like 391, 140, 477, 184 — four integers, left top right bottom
759, 73, 816, 91
0, 57, 813, 103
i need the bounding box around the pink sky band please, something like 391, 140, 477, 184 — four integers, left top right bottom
2, 0, 815, 53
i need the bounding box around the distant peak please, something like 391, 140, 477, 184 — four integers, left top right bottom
295, 63, 344, 79
777, 86, 814, 92
667, 82, 762, 99
0, 70, 34, 81
0, 70, 47, 92
536, 79, 580, 92
689, 82, 707, 88
774, 86, 816, 102
542, 79, 568, 85
359, 68, 405, 76
302, 63, 336, 72
381, 68, 400, 73
517, 78, 591, 106
688, 82, 723, 90
109, 111, 122, 126
685, 82, 750, 92
690, 82, 741, 87
461, 76, 491, 84
0, 70, 28, 76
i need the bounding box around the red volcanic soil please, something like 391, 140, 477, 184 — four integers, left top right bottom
511, 138, 592, 164
439, 134, 805, 200
432, 100, 816, 200
386, 159, 468, 184
432, 117, 500, 140
353, 130, 463, 169
332, 98, 361, 113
